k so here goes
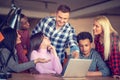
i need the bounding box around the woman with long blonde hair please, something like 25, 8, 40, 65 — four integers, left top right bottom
93, 16, 120, 78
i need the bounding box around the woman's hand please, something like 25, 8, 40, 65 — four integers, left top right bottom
47, 45, 58, 57
113, 75, 120, 79
34, 58, 50, 64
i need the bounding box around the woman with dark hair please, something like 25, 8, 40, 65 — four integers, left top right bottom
30, 32, 62, 74
0, 28, 50, 73
16, 13, 30, 64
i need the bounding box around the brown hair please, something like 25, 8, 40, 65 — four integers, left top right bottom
30, 32, 44, 51
57, 4, 71, 13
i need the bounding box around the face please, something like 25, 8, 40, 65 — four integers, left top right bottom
78, 39, 92, 56
20, 17, 30, 29
93, 21, 103, 35
41, 36, 51, 46
16, 32, 21, 44
56, 11, 70, 27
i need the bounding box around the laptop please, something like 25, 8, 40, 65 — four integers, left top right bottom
62, 58, 92, 79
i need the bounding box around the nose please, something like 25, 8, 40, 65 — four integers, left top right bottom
61, 19, 64, 23
18, 34, 21, 38
60, 18, 65, 23
82, 47, 85, 51
93, 25, 96, 30
26, 22, 30, 26
17, 32, 21, 39
81, 46, 85, 52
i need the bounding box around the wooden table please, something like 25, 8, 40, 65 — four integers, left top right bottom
8, 73, 114, 80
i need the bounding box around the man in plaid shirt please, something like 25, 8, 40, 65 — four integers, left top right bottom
32, 5, 79, 64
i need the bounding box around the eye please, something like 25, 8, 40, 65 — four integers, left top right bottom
96, 25, 100, 28
85, 45, 88, 47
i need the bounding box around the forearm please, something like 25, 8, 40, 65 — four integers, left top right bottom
9, 60, 35, 72
70, 45, 80, 58
87, 71, 102, 76
53, 56, 62, 74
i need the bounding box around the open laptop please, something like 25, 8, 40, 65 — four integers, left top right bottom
62, 58, 92, 79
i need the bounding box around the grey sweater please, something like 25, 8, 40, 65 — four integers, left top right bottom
0, 48, 35, 72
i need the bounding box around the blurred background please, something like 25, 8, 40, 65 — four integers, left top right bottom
0, 0, 120, 34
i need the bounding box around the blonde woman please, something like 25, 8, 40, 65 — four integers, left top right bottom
93, 16, 120, 78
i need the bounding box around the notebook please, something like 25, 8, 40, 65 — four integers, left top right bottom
62, 58, 92, 79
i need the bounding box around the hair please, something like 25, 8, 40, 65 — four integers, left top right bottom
20, 13, 26, 19
94, 16, 118, 60
1, 27, 17, 51
57, 4, 71, 13
30, 32, 44, 51
19, 13, 28, 29
77, 32, 93, 43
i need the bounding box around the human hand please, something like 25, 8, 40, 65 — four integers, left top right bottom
34, 58, 50, 64
113, 75, 120, 79
72, 51, 79, 59
47, 45, 58, 57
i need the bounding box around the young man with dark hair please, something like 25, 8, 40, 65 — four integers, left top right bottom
77, 32, 110, 76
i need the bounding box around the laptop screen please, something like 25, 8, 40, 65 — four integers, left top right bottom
62, 59, 92, 78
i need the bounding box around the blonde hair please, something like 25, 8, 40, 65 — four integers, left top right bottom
94, 16, 118, 60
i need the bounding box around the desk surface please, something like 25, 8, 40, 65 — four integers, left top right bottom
8, 73, 113, 80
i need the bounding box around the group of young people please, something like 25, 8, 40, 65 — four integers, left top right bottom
0, 4, 119, 79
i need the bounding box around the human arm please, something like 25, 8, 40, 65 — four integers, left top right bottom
34, 58, 50, 64
9, 58, 50, 73
48, 45, 62, 74
1, 48, 50, 72
30, 50, 51, 64
70, 46, 79, 58
97, 54, 110, 76
110, 33, 120, 77
86, 49, 110, 77
52, 56, 62, 74
1, 48, 34, 72
87, 71, 102, 76
68, 28, 80, 58
48, 45, 58, 57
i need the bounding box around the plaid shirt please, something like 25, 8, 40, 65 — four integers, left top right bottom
32, 17, 79, 62
94, 33, 120, 76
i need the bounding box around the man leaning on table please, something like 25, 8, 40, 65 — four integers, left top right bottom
32, 4, 79, 65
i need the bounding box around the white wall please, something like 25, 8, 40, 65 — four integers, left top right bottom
69, 16, 120, 36
65, 16, 120, 53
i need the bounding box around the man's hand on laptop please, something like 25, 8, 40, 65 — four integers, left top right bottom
72, 51, 79, 59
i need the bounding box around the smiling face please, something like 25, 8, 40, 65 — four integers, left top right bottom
93, 21, 103, 35
20, 17, 30, 29
56, 11, 69, 27
78, 39, 92, 57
